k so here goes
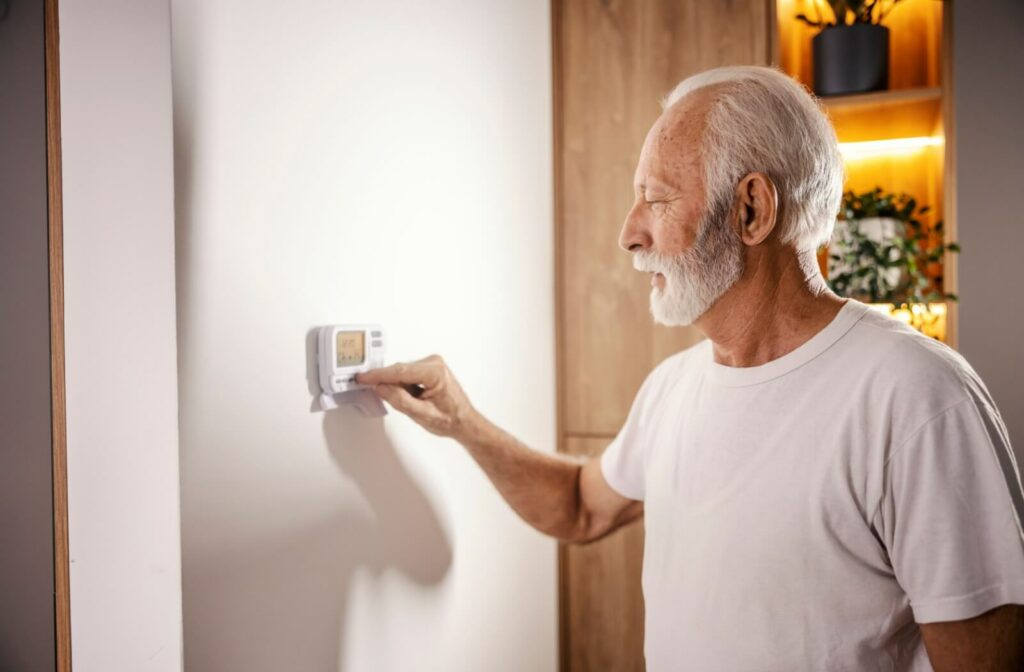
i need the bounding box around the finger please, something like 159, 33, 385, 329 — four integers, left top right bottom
357, 359, 442, 388
373, 383, 435, 417
418, 382, 444, 400
404, 355, 445, 397
405, 384, 427, 399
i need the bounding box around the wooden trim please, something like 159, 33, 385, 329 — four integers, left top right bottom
941, 0, 957, 350
550, 0, 567, 464
768, 0, 780, 66
45, 0, 72, 668
550, 0, 570, 666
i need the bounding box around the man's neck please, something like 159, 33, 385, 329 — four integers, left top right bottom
696, 246, 847, 368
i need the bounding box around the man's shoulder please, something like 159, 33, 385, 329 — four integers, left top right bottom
634, 339, 709, 400
853, 308, 974, 385
845, 306, 989, 424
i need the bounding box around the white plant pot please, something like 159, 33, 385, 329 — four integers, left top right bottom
832, 217, 905, 290
853, 217, 903, 243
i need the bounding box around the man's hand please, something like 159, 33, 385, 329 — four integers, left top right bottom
356, 355, 480, 441
356, 355, 643, 543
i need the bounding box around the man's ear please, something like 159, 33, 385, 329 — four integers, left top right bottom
734, 172, 778, 246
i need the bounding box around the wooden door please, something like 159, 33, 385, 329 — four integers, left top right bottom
552, 1, 773, 669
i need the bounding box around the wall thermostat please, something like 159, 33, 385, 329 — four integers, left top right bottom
316, 324, 387, 414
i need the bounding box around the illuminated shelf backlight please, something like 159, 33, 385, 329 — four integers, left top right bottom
838, 136, 944, 159
867, 302, 948, 341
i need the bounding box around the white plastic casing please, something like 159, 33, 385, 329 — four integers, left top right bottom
317, 324, 386, 396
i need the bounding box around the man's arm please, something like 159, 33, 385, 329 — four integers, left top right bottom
356, 355, 643, 543
919, 604, 1024, 672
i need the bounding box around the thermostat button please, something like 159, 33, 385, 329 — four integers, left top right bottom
371, 330, 382, 338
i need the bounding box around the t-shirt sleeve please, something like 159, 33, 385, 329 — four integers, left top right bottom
875, 392, 1024, 623
600, 365, 664, 502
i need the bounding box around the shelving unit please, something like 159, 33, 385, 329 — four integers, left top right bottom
822, 86, 941, 109
774, 0, 956, 344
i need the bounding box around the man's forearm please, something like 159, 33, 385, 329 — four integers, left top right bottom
456, 411, 586, 542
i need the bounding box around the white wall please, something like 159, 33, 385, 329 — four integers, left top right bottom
170, 1, 557, 670
59, 0, 184, 669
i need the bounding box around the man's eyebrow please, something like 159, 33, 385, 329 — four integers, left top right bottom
642, 179, 673, 195
643, 174, 675, 190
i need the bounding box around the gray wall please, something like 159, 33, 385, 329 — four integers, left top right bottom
954, 0, 1024, 458
0, 0, 57, 668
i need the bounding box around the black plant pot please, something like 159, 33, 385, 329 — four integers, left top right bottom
812, 24, 889, 97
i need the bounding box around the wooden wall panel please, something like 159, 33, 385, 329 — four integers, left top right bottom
553, 2, 773, 669
556, 0, 773, 437
562, 438, 645, 672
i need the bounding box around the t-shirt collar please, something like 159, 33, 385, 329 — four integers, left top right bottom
704, 299, 870, 387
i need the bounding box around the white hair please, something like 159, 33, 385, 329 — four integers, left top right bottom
662, 65, 844, 251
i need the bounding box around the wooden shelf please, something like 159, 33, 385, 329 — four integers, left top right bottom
820, 86, 942, 112
827, 90, 943, 144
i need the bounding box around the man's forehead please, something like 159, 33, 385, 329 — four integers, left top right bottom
636, 119, 701, 187
636, 88, 714, 187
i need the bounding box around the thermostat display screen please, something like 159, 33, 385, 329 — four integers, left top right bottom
336, 331, 365, 367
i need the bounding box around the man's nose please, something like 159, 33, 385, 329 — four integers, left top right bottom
618, 202, 651, 252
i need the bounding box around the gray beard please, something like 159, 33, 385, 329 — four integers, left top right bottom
635, 193, 745, 327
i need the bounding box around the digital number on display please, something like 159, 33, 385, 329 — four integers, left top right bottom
336, 331, 365, 367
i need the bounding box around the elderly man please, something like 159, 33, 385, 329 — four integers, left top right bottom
356, 66, 1024, 670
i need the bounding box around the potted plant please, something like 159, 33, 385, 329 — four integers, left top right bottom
826, 187, 959, 340
796, 0, 905, 96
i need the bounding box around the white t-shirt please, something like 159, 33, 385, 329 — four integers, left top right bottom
601, 299, 1024, 671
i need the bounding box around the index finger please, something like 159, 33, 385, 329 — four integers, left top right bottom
356, 360, 439, 387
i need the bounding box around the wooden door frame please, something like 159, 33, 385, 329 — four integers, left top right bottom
45, 0, 71, 668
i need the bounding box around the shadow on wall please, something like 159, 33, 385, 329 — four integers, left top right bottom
184, 411, 453, 671
181, 338, 452, 671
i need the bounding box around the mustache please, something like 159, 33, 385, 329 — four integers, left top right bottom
632, 250, 680, 274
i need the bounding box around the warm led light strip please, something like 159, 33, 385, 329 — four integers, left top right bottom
838, 136, 944, 158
